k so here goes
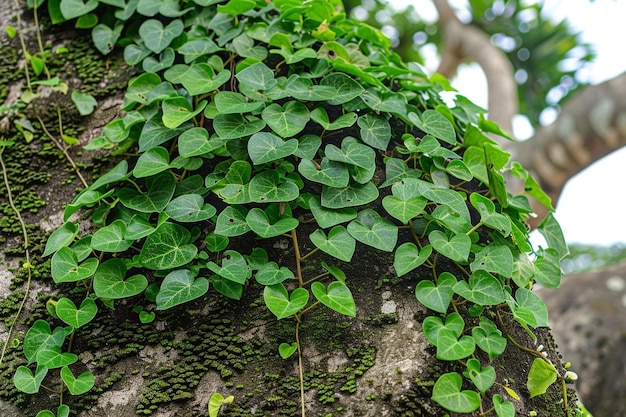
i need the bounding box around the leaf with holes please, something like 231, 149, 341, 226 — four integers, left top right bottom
165, 194, 216, 222
432, 372, 480, 413
453, 270, 505, 306
43, 222, 79, 257
246, 208, 299, 238
93, 258, 148, 299
414, 271, 456, 314
55, 298, 97, 329
262, 101, 310, 138
394, 243, 432, 277
61, 366, 94, 395
309, 226, 356, 262
248, 132, 298, 165
118, 171, 176, 213
207, 250, 249, 284
90, 220, 133, 253
156, 269, 209, 310
429, 230, 471, 263
249, 171, 299, 203
139, 222, 198, 270
347, 210, 397, 252
463, 358, 496, 394
51, 248, 98, 283
263, 284, 309, 319
308, 196, 356, 229
215, 206, 251, 237
298, 158, 349, 188
162, 97, 206, 129
138, 19, 183, 54
321, 182, 379, 209
255, 262, 294, 285
311, 281, 356, 317
14, 366, 48, 394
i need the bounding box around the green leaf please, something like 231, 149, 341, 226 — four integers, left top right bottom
139, 222, 198, 270
310, 108, 357, 131
246, 208, 299, 238
325, 142, 375, 169
55, 298, 97, 329
214, 91, 263, 114
255, 262, 294, 285
88, 160, 130, 191
162, 97, 207, 129
278, 342, 298, 359
248, 132, 298, 165
308, 196, 356, 229
217, 0, 255, 15
263, 284, 309, 319
125, 215, 155, 240
453, 270, 505, 306
422, 312, 465, 346
436, 328, 476, 360
527, 358, 558, 397
321, 182, 379, 209
23, 320, 67, 363
90, 219, 133, 252
410, 110, 456, 145
309, 226, 356, 262
347, 209, 397, 252
286, 75, 336, 101
249, 171, 300, 203
298, 158, 349, 188
138, 18, 183, 54
133, 146, 170, 178
311, 281, 356, 317
208, 393, 234, 417
539, 212, 569, 260
71, 90, 97, 116
118, 171, 176, 213
514, 288, 549, 327
205, 232, 229, 253
211, 277, 243, 300
414, 271, 455, 314
51, 248, 98, 283
320, 72, 364, 105
156, 269, 209, 310
471, 244, 513, 277
235, 62, 276, 90
472, 319, 507, 360
213, 114, 266, 140
178, 127, 220, 157
43, 222, 79, 257
394, 243, 432, 277
431, 372, 480, 413
463, 358, 496, 394
36, 346, 78, 369
175, 65, 231, 96
207, 250, 249, 284
469, 193, 511, 236
533, 248, 562, 288
61, 366, 94, 395
493, 394, 515, 417
14, 366, 48, 394
59, 0, 98, 20
429, 230, 471, 263
165, 194, 216, 222
382, 194, 427, 224
215, 206, 251, 237
93, 258, 148, 299
261, 101, 310, 138
357, 113, 391, 150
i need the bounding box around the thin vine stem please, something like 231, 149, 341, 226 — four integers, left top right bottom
295, 319, 306, 417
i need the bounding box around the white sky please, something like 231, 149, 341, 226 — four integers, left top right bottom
393, 0, 626, 246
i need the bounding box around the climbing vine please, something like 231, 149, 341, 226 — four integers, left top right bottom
2, 0, 579, 416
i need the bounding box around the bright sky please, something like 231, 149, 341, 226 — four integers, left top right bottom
393, 0, 626, 246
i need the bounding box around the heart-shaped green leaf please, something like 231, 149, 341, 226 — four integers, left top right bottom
422, 312, 464, 346
23, 320, 67, 364
51, 248, 98, 283
319, 72, 364, 105
262, 101, 310, 138
249, 171, 300, 203
394, 243, 432, 276
71, 90, 97, 115
156, 269, 209, 310
436, 328, 476, 360
61, 366, 94, 395
453, 270, 505, 306
118, 171, 176, 213
90, 219, 133, 253
246, 208, 299, 238
311, 281, 356, 317
493, 394, 515, 417
43, 221, 79, 257
410, 110, 456, 145
36, 346, 78, 369
431, 372, 480, 413
310, 108, 357, 131
309, 226, 356, 262
472, 326, 506, 360
321, 182, 379, 209
93, 258, 148, 299
214, 205, 250, 236
347, 210, 397, 252
382, 195, 427, 224
414, 271, 456, 314
286, 75, 336, 101
325, 142, 375, 169
248, 132, 298, 165
527, 358, 557, 398
255, 262, 294, 285
176, 65, 231, 96
463, 358, 496, 394
125, 214, 155, 240
208, 392, 235, 417
294, 134, 321, 159
162, 97, 207, 129
60, 0, 98, 20
278, 342, 298, 359
235, 62, 276, 90
55, 298, 97, 329
14, 365, 48, 394
469, 192, 511, 235
357, 113, 391, 150
213, 114, 266, 140
263, 284, 309, 319
139, 222, 198, 270
178, 127, 219, 157
142, 47, 175, 73
165, 194, 216, 222
429, 230, 471, 263
298, 158, 349, 188
514, 287, 548, 327
138, 18, 183, 54
471, 244, 513, 277
207, 250, 249, 284
533, 248, 562, 288
214, 91, 264, 114
308, 196, 356, 229
211, 277, 244, 300
133, 146, 170, 178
